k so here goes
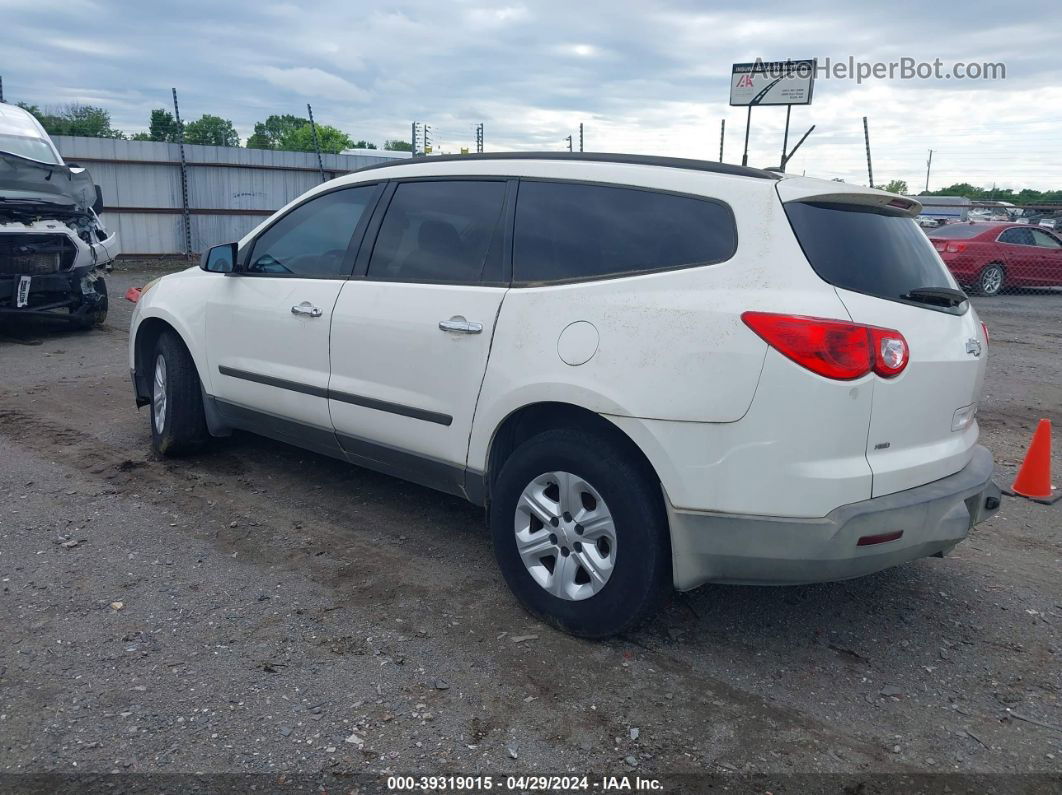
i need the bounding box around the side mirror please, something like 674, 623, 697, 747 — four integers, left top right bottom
201, 242, 238, 273
92, 185, 104, 215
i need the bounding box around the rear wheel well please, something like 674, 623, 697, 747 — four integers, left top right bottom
486, 402, 662, 503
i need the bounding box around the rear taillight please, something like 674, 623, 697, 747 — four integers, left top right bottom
981, 320, 989, 346
741, 312, 909, 381
945, 242, 967, 254
932, 240, 947, 252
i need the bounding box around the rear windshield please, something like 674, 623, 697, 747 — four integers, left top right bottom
785, 201, 955, 300
927, 224, 989, 239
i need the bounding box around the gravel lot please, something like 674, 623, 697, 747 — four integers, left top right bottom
1, 263, 1060, 792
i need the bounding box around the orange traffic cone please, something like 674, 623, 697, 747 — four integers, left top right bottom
1005, 419, 1059, 505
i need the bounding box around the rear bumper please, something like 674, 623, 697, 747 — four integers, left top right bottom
668, 445, 1001, 590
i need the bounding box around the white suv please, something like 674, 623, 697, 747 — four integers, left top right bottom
129, 153, 1001, 637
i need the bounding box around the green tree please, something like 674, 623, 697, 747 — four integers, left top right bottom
146, 108, 179, 142
279, 123, 352, 154
352, 140, 377, 150
882, 179, 909, 195
245, 114, 309, 149
183, 114, 239, 147
17, 102, 124, 139
384, 139, 412, 151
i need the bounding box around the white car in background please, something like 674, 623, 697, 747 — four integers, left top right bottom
0, 102, 118, 327
129, 153, 1001, 637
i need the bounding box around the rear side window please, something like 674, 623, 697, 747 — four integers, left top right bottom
513, 181, 736, 284
999, 227, 1034, 245
366, 180, 507, 284
785, 202, 954, 300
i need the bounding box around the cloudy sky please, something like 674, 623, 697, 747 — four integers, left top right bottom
4, 0, 1061, 190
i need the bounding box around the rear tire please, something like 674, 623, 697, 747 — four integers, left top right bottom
975, 263, 1005, 296
490, 428, 670, 638
150, 331, 208, 456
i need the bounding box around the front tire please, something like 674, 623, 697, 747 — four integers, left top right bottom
975, 263, 1005, 296
150, 331, 208, 456
490, 428, 670, 638
72, 275, 108, 329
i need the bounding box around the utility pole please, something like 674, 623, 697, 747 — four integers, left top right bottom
719, 119, 725, 162
171, 88, 192, 259
0, 76, 5, 103
306, 104, 326, 183
741, 106, 752, 167
475, 123, 484, 153
925, 149, 933, 193
564, 135, 573, 152
579, 123, 584, 152
862, 116, 874, 188
411, 121, 418, 157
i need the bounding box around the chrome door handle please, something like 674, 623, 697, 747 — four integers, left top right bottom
439, 316, 483, 334
291, 301, 323, 318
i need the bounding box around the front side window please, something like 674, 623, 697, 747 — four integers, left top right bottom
1031, 229, 1061, 249
366, 180, 507, 284
247, 186, 376, 277
513, 181, 737, 284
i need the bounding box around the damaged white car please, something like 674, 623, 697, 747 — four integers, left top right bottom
0, 102, 119, 328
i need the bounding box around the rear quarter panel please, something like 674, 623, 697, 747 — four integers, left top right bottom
468, 170, 855, 473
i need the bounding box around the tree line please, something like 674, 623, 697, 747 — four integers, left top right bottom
14, 102, 412, 154
848, 179, 1062, 205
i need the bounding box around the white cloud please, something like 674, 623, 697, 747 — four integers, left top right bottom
257, 66, 370, 103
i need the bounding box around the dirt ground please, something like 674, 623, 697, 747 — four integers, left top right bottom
0, 262, 1060, 793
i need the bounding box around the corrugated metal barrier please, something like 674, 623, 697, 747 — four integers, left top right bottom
53, 136, 404, 256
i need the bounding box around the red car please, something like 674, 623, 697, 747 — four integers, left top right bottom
927, 222, 1062, 296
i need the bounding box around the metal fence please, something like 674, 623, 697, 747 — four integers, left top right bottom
52, 136, 405, 256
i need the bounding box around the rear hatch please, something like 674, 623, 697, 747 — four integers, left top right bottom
778, 180, 987, 497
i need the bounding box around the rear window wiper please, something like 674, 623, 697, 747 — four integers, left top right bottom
900, 286, 968, 307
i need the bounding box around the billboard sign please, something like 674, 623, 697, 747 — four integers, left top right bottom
730, 59, 815, 106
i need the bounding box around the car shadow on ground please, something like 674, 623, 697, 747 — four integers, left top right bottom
0, 316, 105, 345
176, 427, 989, 677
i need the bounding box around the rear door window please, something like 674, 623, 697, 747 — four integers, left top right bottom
999, 227, 1035, 246
513, 181, 736, 284
366, 180, 507, 284
784, 201, 955, 301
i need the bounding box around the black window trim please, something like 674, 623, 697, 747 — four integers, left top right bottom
233, 181, 385, 280
352, 175, 516, 287
509, 176, 739, 288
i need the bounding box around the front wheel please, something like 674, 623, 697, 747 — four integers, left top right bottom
490, 428, 670, 638
150, 331, 209, 456
71, 275, 108, 329
975, 263, 1005, 296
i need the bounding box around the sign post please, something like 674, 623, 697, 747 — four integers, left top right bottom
730, 59, 815, 170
